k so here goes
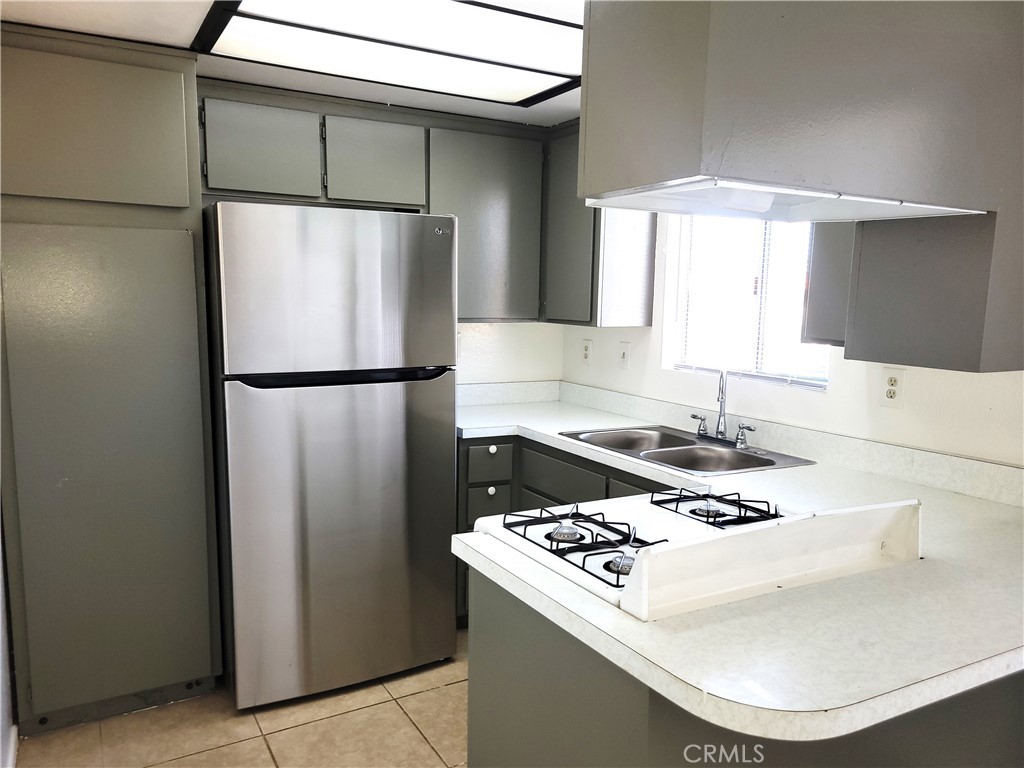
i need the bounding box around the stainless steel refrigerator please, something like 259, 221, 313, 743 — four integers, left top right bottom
206, 201, 457, 709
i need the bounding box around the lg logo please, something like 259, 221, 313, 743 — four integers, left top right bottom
435, 227, 452, 236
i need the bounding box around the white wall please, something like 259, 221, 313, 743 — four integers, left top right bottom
561, 220, 1024, 467
456, 323, 563, 384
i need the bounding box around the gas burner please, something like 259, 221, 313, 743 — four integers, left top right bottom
546, 523, 585, 543
689, 505, 724, 520
501, 506, 667, 589
603, 553, 635, 575
650, 488, 779, 529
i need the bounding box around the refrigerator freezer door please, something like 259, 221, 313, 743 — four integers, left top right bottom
225, 372, 456, 708
214, 202, 456, 375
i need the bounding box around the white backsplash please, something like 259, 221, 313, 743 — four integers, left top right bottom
456, 380, 560, 407
560, 383, 1024, 507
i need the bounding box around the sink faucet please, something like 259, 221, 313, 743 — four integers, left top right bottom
715, 370, 728, 439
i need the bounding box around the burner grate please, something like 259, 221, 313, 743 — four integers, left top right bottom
650, 487, 779, 528
502, 505, 666, 588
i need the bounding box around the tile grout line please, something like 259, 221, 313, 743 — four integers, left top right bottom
139, 735, 263, 768
262, 733, 281, 768
394, 697, 450, 768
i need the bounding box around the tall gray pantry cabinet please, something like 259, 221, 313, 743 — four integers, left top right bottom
1, 29, 217, 733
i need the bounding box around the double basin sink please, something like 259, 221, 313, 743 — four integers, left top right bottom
560, 426, 813, 476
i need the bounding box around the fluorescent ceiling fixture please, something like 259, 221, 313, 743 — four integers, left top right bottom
484, 0, 585, 25
239, 0, 583, 76
212, 15, 570, 103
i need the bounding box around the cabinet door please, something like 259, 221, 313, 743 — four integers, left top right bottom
543, 133, 595, 322
204, 99, 321, 196
429, 129, 542, 320
326, 116, 425, 205
521, 448, 605, 504
1, 47, 190, 207
2, 224, 211, 714
802, 223, 855, 346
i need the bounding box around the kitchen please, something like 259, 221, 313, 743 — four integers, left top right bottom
1, 2, 1022, 767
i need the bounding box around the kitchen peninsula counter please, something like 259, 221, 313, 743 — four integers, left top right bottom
453, 400, 1024, 746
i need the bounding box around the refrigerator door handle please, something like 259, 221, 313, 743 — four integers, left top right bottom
228, 367, 453, 389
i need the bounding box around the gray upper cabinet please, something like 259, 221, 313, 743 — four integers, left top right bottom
326, 116, 425, 206
543, 133, 656, 326
544, 133, 595, 322
846, 215, 1001, 372
1, 224, 211, 715
429, 129, 542, 320
802, 222, 855, 346
580, 1, 1022, 370
204, 99, 321, 197
0, 47, 190, 207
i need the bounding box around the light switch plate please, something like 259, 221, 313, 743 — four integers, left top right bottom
618, 341, 631, 369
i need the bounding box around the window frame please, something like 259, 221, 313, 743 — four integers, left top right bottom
660, 215, 830, 391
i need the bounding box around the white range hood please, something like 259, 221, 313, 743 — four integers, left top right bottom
586, 176, 987, 223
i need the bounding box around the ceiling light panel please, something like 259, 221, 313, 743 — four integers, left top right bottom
478, 0, 585, 26
212, 16, 569, 103
238, 0, 583, 75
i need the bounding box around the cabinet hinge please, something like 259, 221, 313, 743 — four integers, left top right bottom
199, 107, 205, 128
322, 173, 328, 189
320, 121, 326, 140
202, 161, 208, 178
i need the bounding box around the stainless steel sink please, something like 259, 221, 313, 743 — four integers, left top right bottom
569, 427, 695, 452
640, 445, 775, 473
560, 425, 814, 476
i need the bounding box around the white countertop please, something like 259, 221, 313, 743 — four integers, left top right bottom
454, 401, 1024, 740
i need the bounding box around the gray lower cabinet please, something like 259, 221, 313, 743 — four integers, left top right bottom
518, 439, 670, 506
543, 132, 657, 326
325, 116, 425, 205
203, 98, 322, 197
1, 47, 190, 207
457, 437, 517, 621
469, 572, 1024, 767
429, 129, 542, 320
1, 224, 212, 730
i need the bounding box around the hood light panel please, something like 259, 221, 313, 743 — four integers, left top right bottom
587, 176, 987, 221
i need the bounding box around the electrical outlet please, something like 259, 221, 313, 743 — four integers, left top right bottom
618, 341, 630, 370
880, 366, 905, 409
582, 339, 593, 366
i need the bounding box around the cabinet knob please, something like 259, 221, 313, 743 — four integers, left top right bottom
488, 445, 498, 454
487, 486, 497, 496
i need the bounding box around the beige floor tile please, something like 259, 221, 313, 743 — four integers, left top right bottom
266, 700, 443, 768
253, 682, 391, 734
398, 682, 468, 768
16, 722, 103, 768
382, 630, 468, 699
99, 691, 260, 768
151, 737, 274, 768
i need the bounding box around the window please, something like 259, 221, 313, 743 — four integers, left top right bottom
662, 215, 830, 387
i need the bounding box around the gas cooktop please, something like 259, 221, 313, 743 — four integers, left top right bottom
472, 488, 921, 621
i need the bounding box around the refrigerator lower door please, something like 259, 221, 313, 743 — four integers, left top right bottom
224, 372, 455, 708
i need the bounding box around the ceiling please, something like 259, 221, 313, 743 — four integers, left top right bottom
0, 0, 584, 127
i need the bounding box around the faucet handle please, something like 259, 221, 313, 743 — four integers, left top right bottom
735, 423, 756, 449
690, 414, 708, 436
